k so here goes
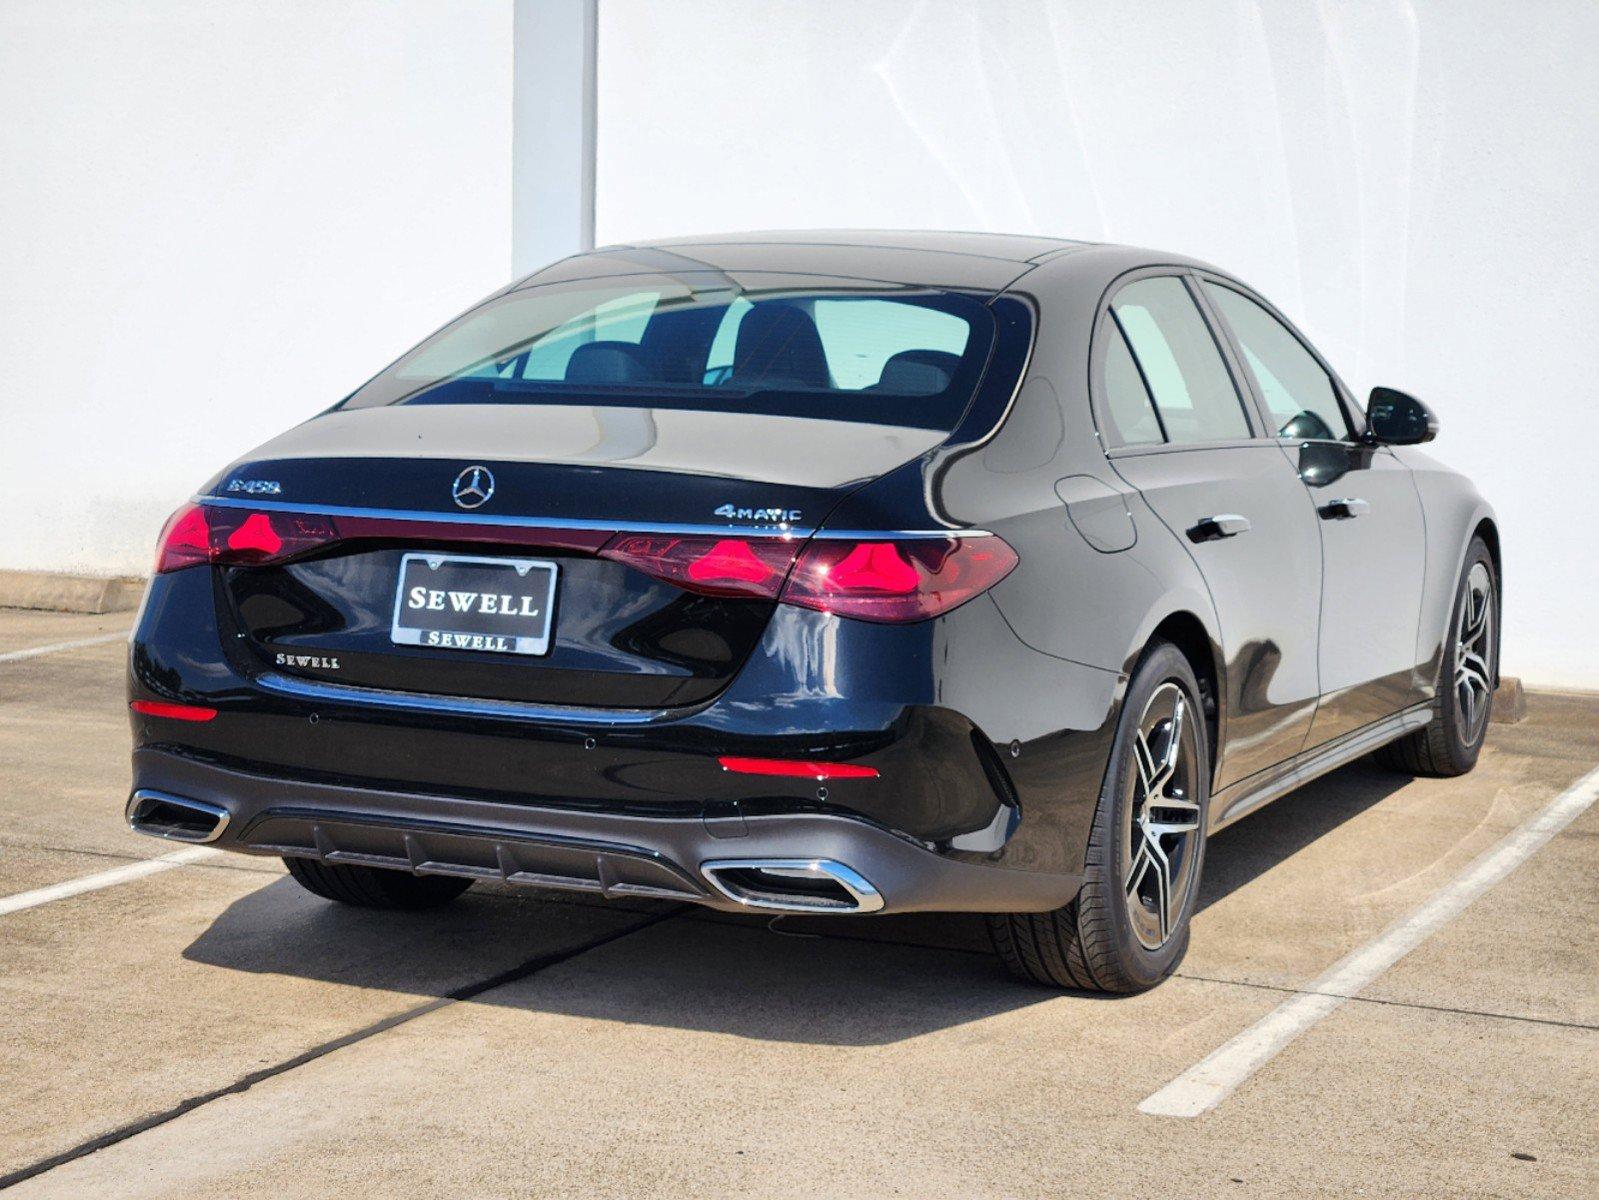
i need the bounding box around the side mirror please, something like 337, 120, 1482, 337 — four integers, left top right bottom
1366, 387, 1438, 445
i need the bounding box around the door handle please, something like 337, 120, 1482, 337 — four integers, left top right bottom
1318, 497, 1371, 520
1187, 513, 1251, 543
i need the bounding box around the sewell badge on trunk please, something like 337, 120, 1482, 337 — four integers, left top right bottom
390, 552, 558, 656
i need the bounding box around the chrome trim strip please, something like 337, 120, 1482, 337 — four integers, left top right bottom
198, 495, 811, 538
255, 670, 675, 725
195, 495, 990, 540
812, 528, 991, 540
126, 789, 231, 844
699, 857, 885, 914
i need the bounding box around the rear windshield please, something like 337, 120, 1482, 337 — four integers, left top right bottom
340, 271, 996, 430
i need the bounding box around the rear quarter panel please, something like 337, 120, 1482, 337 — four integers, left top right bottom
1390, 446, 1499, 693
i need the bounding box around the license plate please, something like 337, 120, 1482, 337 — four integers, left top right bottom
390, 552, 558, 656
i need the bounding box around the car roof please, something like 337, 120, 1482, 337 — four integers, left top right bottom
521, 229, 1096, 295
629, 228, 1089, 262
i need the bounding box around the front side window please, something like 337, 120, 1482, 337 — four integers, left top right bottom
1203, 283, 1349, 441
341, 272, 993, 431
1109, 277, 1252, 445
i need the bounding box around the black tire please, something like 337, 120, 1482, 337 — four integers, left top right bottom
283, 857, 474, 910
1375, 537, 1497, 778
988, 640, 1210, 993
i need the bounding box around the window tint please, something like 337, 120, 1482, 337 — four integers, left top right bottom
703, 297, 971, 391
814, 299, 971, 389
1102, 324, 1165, 446
1203, 283, 1349, 440
522, 292, 659, 380
341, 275, 995, 430
1110, 277, 1251, 445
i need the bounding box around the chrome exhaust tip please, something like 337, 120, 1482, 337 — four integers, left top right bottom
700, 858, 884, 914
125, 789, 230, 844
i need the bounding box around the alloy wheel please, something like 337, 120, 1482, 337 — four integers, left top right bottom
1455, 561, 1495, 745
1122, 682, 1203, 950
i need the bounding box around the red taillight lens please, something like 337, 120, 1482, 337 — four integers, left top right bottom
130, 699, 218, 722
599, 534, 799, 599
212, 508, 337, 566
153, 504, 212, 573
780, 536, 1018, 623
153, 504, 340, 573
718, 755, 879, 779
153, 505, 1016, 626
225, 512, 282, 557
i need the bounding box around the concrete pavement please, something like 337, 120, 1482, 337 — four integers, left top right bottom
0, 609, 1594, 1197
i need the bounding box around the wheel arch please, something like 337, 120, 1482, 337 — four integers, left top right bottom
1132, 608, 1224, 783
1470, 514, 1502, 686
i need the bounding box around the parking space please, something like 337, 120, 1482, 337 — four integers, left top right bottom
1, 609, 1594, 1197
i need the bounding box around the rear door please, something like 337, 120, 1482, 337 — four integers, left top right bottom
1197, 278, 1428, 746
1096, 272, 1324, 791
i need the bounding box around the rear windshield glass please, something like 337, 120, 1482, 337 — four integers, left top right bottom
340, 272, 996, 430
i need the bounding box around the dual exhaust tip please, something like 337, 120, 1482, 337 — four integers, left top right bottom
125, 790, 229, 844
700, 858, 884, 914
125, 792, 885, 913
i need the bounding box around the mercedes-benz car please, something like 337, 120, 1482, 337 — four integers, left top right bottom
126, 231, 1499, 993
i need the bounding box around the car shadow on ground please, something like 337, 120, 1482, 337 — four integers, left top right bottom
182, 757, 1410, 1045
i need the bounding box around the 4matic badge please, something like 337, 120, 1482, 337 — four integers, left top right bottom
713, 504, 802, 525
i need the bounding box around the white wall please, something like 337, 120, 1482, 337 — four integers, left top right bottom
0, 0, 514, 577
595, 0, 1599, 688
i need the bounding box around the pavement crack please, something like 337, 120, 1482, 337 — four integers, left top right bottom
1173, 970, 1599, 1032
0, 905, 686, 1192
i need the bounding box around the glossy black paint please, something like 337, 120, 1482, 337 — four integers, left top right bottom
129, 231, 1497, 911
227, 549, 774, 707
1367, 387, 1440, 445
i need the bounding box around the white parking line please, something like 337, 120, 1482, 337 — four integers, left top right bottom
0, 846, 222, 917
1140, 762, 1599, 1118
0, 630, 129, 664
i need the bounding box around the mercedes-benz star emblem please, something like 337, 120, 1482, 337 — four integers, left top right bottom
451, 465, 495, 509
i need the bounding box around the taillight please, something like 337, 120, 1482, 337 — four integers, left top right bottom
154, 504, 339, 573
600, 530, 1017, 621
153, 504, 212, 573
599, 534, 799, 599
152, 503, 1017, 624
781, 536, 1018, 622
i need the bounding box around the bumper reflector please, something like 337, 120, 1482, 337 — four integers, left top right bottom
130, 700, 218, 722
717, 756, 878, 780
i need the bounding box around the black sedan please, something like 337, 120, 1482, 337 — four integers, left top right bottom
126, 231, 1499, 992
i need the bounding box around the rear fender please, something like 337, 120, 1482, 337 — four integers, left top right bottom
1393, 447, 1499, 693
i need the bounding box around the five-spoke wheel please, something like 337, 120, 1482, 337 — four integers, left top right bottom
1377, 537, 1498, 777
1124, 683, 1203, 950
1454, 560, 1495, 747
988, 639, 1210, 992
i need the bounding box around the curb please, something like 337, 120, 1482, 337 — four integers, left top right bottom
1492, 677, 1527, 725
0, 570, 146, 615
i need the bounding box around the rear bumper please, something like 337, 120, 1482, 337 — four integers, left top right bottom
129, 749, 1079, 915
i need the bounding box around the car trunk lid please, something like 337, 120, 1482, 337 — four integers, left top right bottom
203, 404, 944, 709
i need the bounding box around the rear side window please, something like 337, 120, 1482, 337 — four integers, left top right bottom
341, 272, 994, 431
1102, 325, 1165, 446
1203, 283, 1350, 440
1109, 277, 1252, 445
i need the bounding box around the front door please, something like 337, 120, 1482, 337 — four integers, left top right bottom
1198, 280, 1427, 748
